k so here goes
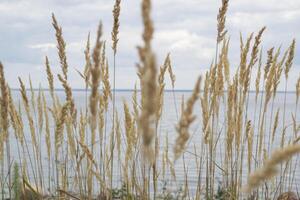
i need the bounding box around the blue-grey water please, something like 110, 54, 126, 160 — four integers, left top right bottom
2, 90, 300, 197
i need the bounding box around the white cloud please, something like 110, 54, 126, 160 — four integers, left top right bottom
153, 30, 215, 69
0, 0, 299, 90
28, 43, 56, 52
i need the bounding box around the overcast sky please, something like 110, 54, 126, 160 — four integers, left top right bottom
0, 0, 299, 90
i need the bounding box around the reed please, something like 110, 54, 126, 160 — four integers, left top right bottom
173, 76, 201, 161
137, 0, 158, 164
244, 144, 300, 193
0, 0, 299, 199
0, 63, 9, 158
52, 14, 68, 80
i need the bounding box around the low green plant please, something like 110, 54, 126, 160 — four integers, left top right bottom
12, 163, 21, 200
111, 183, 134, 199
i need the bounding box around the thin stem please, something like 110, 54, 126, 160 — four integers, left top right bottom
6, 138, 11, 199
111, 53, 117, 195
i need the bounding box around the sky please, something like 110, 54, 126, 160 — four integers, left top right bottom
0, 0, 299, 90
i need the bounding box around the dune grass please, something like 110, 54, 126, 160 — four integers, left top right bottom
0, 0, 299, 199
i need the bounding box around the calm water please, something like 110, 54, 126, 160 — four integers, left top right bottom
5, 90, 300, 196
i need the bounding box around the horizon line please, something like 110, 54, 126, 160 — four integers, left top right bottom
10, 88, 298, 93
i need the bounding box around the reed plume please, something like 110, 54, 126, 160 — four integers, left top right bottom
42, 93, 51, 161
296, 75, 300, 104
102, 59, 112, 109
248, 27, 266, 69
54, 102, 69, 157
0, 63, 9, 160
79, 110, 86, 144
239, 33, 253, 88
284, 39, 296, 79
137, 0, 158, 162
217, 0, 229, 43
246, 120, 253, 173
222, 38, 230, 84
255, 49, 263, 101
8, 89, 24, 145
123, 101, 136, 167
216, 42, 225, 97
90, 22, 103, 132
0, 63, 9, 142
202, 72, 210, 143
37, 89, 44, 133
273, 51, 287, 96
173, 76, 201, 161
264, 48, 276, 106
156, 54, 170, 120
45, 56, 54, 98
264, 47, 274, 80
57, 74, 76, 120
271, 109, 280, 144
244, 144, 300, 193
18, 77, 37, 150
132, 84, 139, 120
98, 95, 105, 141
52, 13, 76, 122
112, 0, 121, 55
83, 33, 91, 87
167, 55, 176, 88
225, 81, 236, 157
52, 14, 68, 80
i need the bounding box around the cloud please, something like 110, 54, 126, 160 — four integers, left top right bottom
0, 0, 299, 90
28, 43, 56, 52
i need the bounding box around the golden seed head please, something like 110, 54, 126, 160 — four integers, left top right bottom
173, 76, 201, 161
284, 39, 296, 79
52, 13, 68, 80
244, 144, 300, 193
217, 0, 229, 43
45, 56, 54, 97
296, 75, 300, 103
137, 0, 158, 163
0, 63, 9, 143
112, 0, 121, 55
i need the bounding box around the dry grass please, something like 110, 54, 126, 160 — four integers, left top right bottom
243, 144, 300, 193
0, 0, 299, 199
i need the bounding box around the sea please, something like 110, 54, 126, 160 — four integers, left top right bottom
2, 90, 300, 198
